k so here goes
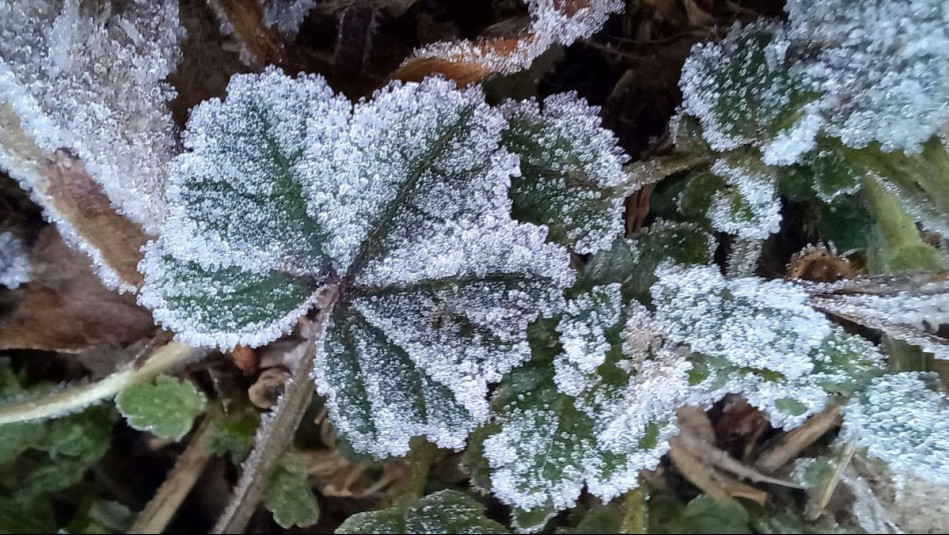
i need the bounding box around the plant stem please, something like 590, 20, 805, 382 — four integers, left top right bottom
212, 284, 338, 534
130, 416, 215, 534
0, 341, 204, 425
620, 486, 648, 534
861, 176, 946, 272
397, 441, 438, 503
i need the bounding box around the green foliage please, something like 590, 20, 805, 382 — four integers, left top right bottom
0, 360, 117, 534
206, 407, 260, 463
115, 375, 207, 440
263, 463, 320, 529
672, 496, 752, 534
336, 490, 508, 534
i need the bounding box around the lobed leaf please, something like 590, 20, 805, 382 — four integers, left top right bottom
263, 463, 320, 529
116, 375, 207, 441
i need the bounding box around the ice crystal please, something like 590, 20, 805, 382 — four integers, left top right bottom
503, 92, 629, 254
0, 231, 28, 289
843, 373, 949, 485
0, 0, 182, 233
786, 0, 949, 153
408, 0, 624, 76
262, 0, 316, 36
140, 70, 574, 457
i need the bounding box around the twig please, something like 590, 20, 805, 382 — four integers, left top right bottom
674, 431, 802, 488
212, 285, 339, 534
0, 341, 205, 425
755, 405, 843, 473
130, 417, 216, 533
805, 442, 855, 521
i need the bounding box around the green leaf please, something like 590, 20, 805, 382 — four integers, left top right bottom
503, 93, 629, 254
0, 496, 57, 534
336, 490, 508, 534
206, 407, 260, 463
0, 421, 44, 465
142, 70, 574, 458
116, 375, 207, 441
672, 496, 751, 534
558, 502, 622, 534
263, 464, 320, 529
43, 404, 117, 462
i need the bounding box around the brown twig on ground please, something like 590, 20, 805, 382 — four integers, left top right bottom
130, 417, 216, 534
754, 405, 843, 473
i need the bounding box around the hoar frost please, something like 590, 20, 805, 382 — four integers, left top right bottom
0, 0, 181, 233
141, 69, 574, 458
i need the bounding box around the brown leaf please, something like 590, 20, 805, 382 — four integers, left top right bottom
787, 244, 859, 282
0, 227, 154, 352
229, 345, 258, 375
390, 37, 524, 86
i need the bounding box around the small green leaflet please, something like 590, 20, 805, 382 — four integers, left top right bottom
263, 463, 320, 529
336, 490, 508, 534
206, 407, 260, 463
116, 375, 207, 440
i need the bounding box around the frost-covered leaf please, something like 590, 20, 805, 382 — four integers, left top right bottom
335, 490, 508, 534
652, 263, 885, 428
263, 463, 320, 529
805, 274, 949, 360
116, 375, 207, 441
679, 22, 820, 166
142, 71, 573, 457
470, 304, 690, 521
0, 231, 28, 289
842, 372, 949, 485
402, 0, 624, 81
0, 0, 181, 233
503, 92, 629, 253
786, 0, 949, 154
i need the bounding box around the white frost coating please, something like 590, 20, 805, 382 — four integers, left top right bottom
408, 0, 624, 75
502, 92, 629, 254
786, 0, 949, 153
843, 373, 949, 485
707, 158, 782, 240
554, 283, 621, 396
0, 231, 29, 288
262, 0, 316, 36
0, 0, 182, 233
652, 263, 827, 379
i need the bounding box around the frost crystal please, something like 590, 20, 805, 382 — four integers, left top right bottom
262, 0, 316, 36
786, 0, 949, 153
843, 373, 949, 485
408, 0, 624, 76
503, 93, 629, 254
0, 0, 182, 233
141, 70, 574, 457
0, 231, 29, 289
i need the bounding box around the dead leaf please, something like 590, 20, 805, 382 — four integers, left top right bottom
0, 227, 154, 352
787, 244, 858, 282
